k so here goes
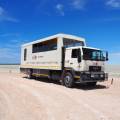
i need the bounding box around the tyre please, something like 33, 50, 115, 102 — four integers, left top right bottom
28, 73, 33, 79
63, 72, 74, 88
87, 82, 97, 87
28, 69, 33, 79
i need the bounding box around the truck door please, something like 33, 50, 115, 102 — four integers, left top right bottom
65, 48, 81, 71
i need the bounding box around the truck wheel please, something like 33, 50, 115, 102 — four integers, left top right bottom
63, 72, 74, 88
87, 82, 97, 87
28, 69, 33, 79
28, 73, 33, 79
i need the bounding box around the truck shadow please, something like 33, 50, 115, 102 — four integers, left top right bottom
74, 84, 107, 90
23, 76, 107, 90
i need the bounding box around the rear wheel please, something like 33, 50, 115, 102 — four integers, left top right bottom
86, 82, 97, 87
63, 72, 74, 88
28, 69, 33, 79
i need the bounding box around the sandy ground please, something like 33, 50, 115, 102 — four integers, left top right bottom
0, 72, 120, 120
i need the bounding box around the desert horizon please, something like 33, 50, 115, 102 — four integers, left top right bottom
0, 64, 120, 78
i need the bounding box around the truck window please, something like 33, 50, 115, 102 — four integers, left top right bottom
63, 38, 84, 48
82, 48, 105, 61
32, 38, 57, 53
24, 48, 27, 61
72, 49, 78, 58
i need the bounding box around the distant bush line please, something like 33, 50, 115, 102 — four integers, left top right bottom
0, 64, 20, 65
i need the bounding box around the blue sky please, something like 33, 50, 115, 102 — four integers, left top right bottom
0, 0, 120, 64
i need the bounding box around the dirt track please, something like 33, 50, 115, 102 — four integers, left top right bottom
0, 73, 120, 120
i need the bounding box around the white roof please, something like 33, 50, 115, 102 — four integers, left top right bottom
66, 46, 100, 50
22, 33, 86, 47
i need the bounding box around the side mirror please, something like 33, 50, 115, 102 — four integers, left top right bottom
77, 49, 81, 63
106, 51, 109, 61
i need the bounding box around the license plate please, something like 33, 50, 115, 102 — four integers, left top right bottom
91, 74, 99, 78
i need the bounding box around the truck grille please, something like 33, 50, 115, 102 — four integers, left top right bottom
89, 66, 101, 72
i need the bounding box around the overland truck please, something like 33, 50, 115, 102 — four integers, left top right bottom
20, 33, 108, 88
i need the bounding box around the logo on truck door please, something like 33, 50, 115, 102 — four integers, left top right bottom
32, 55, 44, 60
32, 55, 37, 60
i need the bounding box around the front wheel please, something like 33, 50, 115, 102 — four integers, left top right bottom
63, 72, 74, 88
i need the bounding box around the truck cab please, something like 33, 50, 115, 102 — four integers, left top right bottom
64, 46, 108, 85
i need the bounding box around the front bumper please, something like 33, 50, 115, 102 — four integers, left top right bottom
76, 72, 108, 83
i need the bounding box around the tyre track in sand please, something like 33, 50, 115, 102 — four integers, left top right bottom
0, 89, 16, 120
0, 75, 48, 120
12, 76, 110, 120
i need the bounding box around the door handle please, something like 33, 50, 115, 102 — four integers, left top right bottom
70, 63, 73, 64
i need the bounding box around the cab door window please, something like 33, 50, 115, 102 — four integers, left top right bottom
72, 49, 78, 58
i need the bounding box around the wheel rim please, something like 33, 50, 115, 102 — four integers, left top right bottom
64, 75, 71, 86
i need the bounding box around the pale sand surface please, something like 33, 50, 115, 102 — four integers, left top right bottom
105, 64, 120, 78
0, 65, 120, 120
0, 65, 20, 73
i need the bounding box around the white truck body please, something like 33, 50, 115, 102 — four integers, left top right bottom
20, 33, 108, 87
21, 33, 86, 70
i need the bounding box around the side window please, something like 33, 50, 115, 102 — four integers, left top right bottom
24, 48, 27, 61
32, 38, 57, 53
72, 49, 78, 58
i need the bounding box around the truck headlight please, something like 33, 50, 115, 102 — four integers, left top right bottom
91, 74, 94, 78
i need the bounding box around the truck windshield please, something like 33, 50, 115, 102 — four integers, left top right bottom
82, 48, 105, 61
